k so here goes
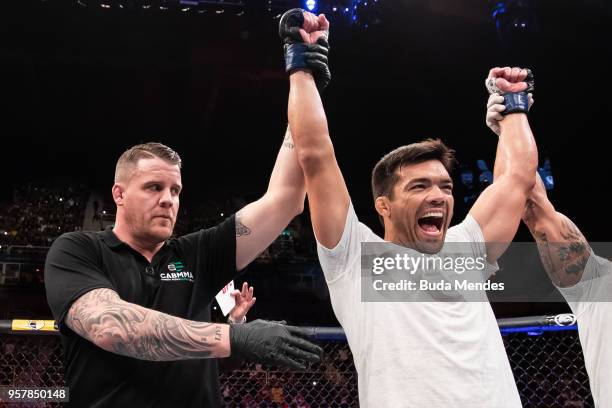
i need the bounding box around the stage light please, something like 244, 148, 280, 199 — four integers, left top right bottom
305, 0, 316, 11
490, 0, 537, 47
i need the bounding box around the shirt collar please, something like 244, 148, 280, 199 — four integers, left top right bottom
101, 226, 172, 253
101, 226, 125, 248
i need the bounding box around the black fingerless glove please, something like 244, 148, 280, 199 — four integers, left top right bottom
279, 8, 331, 91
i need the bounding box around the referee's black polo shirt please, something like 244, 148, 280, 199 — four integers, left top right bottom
44, 215, 236, 408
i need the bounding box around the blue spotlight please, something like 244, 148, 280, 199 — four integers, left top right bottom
305, 0, 316, 11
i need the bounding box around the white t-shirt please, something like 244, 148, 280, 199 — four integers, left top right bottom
557, 253, 612, 408
317, 204, 522, 408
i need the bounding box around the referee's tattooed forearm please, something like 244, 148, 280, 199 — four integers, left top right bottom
67, 288, 223, 361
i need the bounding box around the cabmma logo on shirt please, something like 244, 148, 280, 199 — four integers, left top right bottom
161, 261, 194, 282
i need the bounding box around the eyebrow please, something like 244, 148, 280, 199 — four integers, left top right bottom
143, 180, 183, 190
404, 177, 454, 189
407, 178, 431, 185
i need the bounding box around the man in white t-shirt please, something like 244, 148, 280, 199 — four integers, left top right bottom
280, 10, 538, 407
487, 95, 611, 407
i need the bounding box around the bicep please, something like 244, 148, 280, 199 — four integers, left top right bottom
469, 177, 528, 262
234, 197, 298, 270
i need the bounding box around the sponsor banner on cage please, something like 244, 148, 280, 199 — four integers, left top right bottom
11, 320, 57, 332
361, 242, 612, 302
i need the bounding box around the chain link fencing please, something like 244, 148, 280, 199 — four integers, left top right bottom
0, 316, 594, 407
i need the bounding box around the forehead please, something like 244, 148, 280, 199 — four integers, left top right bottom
131, 157, 182, 183
396, 160, 451, 183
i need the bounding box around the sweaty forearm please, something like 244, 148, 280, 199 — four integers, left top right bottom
288, 71, 332, 158
66, 288, 230, 361
497, 114, 538, 190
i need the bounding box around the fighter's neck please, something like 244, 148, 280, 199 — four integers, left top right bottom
383, 229, 415, 249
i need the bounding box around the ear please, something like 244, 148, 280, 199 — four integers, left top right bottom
374, 196, 391, 219
112, 183, 125, 206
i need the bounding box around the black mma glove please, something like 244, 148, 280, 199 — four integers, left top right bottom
279, 8, 331, 90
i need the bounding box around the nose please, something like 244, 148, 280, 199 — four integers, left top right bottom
427, 185, 446, 205
159, 188, 174, 208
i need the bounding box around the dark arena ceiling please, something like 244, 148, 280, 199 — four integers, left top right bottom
1, 0, 610, 236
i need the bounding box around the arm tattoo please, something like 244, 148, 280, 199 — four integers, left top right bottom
526, 212, 590, 287
282, 131, 295, 150
66, 288, 224, 361
522, 200, 536, 229
235, 213, 252, 237
532, 231, 564, 286
556, 217, 590, 278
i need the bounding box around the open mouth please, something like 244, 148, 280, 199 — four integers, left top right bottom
417, 211, 444, 235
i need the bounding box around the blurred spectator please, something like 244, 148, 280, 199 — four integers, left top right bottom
0, 184, 89, 247
187, 195, 317, 262
269, 374, 286, 407
240, 393, 258, 408
293, 393, 311, 408
538, 157, 554, 190
459, 165, 477, 205
476, 159, 493, 190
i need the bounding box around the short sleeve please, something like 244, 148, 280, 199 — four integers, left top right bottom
445, 214, 499, 279
316, 203, 378, 283
176, 215, 237, 300
557, 252, 612, 304
44, 233, 115, 334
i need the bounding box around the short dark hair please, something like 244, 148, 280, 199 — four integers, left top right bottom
371, 139, 456, 220
115, 142, 182, 182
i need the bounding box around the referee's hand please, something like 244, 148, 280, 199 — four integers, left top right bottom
229, 319, 323, 370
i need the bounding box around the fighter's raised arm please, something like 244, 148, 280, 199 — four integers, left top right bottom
486, 76, 612, 408
281, 9, 351, 249
485, 95, 590, 287
469, 67, 538, 262
523, 174, 591, 287
234, 11, 336, 268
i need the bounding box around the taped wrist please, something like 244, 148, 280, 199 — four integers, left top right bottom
284, 43, 310, 73
502, 92, 529, 115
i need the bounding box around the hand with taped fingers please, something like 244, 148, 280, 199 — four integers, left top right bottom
229, 319, 323, 370
485, 66, 534, 115
486, 92, 534, 136
485, 66, 534, 94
